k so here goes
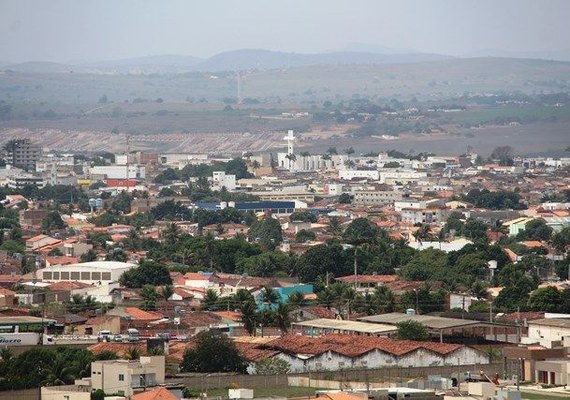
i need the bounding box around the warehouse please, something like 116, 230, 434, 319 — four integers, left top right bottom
40, 261, 137, 285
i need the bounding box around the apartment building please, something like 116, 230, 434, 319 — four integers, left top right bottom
5, 139, 42, 170
91, 356, 165, 397
354, 190, 402, 206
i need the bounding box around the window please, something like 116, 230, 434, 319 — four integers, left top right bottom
61, 272, 69, 280
92, 272, 101, 281
53, 272, 60, 280
118, 374, 124, 381
70, 272, 80, 280
102, 272, 111, 281
81, 272, 90, 280
43, 272, 52, 280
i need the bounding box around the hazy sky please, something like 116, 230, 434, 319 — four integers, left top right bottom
1, 0, 569, 63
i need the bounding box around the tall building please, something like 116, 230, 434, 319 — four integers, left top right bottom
5, 139, 42, 171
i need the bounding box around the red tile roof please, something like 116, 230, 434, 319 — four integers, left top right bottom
125, 307, 164, 321
263, 334, 464, 358
336, 274, 398, 284
48, 281, 93, 291
131, 387, 177, 400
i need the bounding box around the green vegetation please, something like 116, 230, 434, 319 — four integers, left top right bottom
180, 331, 246, 373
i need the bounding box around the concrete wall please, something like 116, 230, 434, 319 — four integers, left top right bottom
40, 387, 90, 400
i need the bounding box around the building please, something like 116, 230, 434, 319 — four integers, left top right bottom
194, 200, 306, 216
212, 171, 236, 190
339, 170, 379, 181
526, 318, 570, 348
5, 139, 42, 170
353, 190, 403, 206
253, 334, 489, 374
90, 165, 146, 180
91, 356, 165, 397
400, 207, 448, 225
40, 261, 137, 285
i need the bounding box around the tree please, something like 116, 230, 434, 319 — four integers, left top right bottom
338, 193, 352, 204
490, 146, 514, 166
80, 249, 98, 263
295, 229, 316, 243
249, 217, 283, 250
527, 286, 562, 312
123, 346, 140, 360
287, 291, 307, 309
518, 219, 553, 242
141, 285, 158, 311
160, 285, 174, 301
42, 211, 65, 231
274, 302, 291, 334
201, 289, 219, 311
119, 260, 172, 288
180, 331, 246, 373
98, 94, 108, 104
343, 218, 378, 246
372, 286, 395, 313
396, 320, 430, 341
240, 300, 258, 335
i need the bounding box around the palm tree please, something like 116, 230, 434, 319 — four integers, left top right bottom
471, 281, 489, 299
162, 222, 181, 247
251, 160, 261, 176
285, 153, 297, 170
123, 346, 141, 360
287, 291, 306, 309
344, 147, 355, 160
202, 232, 217, 270
327, 147, 338, 155
0, 348, 13, 363
141, 285, 158, 311
372, 286, 395, 313
328, 217, 343, 237
260, 286, 279, 309
240, 300, 258, 335
341, 287, 358, 316
176, 247, 193, 265
317, 288, 335, 309
43, 354, 73, 386
274, 302, 291, 335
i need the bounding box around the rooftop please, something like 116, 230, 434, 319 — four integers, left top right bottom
358, 312, 481, 330
292, 318, 397, 335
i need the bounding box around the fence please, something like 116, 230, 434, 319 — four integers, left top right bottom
168, 361, 517, 391
0, 389, 40, 400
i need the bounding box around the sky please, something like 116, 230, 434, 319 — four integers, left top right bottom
1, 0, 569, 63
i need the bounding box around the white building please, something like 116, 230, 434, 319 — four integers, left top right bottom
89, 165, 145, 180
339, 170, 379, 181
379, 169, 427, 185
40, 261, 137, 285
212, 171, 236, 191
526, 318, 570, 348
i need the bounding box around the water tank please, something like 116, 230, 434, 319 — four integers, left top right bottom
488, 260, 497, 270
95, 198, 103, 209
228, 201, 236, 208
220, 201, 228, 209
406, 308, 416, 316
88, 198, 96, 207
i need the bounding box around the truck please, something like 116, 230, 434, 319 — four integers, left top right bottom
0, 332, 43, 346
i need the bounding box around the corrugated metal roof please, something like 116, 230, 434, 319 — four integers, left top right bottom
292, 318, 397, 334
358, 313, 481, 330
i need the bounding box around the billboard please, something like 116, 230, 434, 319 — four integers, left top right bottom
0, 333, 41, 346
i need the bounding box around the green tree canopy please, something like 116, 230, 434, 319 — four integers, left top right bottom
396, 320, 430, 341
119, 260, 172, 288
180, 331, 246, 373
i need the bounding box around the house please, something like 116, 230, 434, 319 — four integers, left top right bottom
0, 288, 17, 307
252, 334, 489, 373
25, 234, 61, 252
503, 217, 534, 236
91, 356, 165, 397
526, 318, 570, 348
335, 274, 397, 291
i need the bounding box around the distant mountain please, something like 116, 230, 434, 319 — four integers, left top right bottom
2, 49, 451, 74
463, 48, 570, 62
194, 49, 451, 71
340, 42, 417, 55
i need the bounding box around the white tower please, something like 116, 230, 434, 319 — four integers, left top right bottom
283, 130, 297, 171
284, 130, 296, 155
